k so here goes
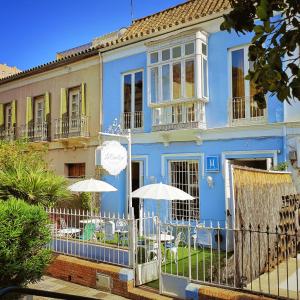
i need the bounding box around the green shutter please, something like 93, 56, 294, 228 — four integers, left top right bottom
26, 97, 33, 124
60, 88, 67, 117
11, 100, 16, 126
0, 104, 4, 127
44, 92, 50, 121
25, 97, 32, 138
81, 83, 86, 116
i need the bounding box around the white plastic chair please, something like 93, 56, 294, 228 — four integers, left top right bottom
104, 221, 115, 241
165, 231, 185, 263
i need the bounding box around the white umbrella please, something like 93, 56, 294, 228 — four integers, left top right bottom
69, 178, 117, 193
132, 182, 194, 200
69, 178, 117, 214
132, 182, 194, 220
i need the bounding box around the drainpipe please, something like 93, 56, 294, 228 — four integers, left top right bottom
283, 124, 287, 166
98, 52, 103, 139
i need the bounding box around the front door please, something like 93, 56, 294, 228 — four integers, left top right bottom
132, 161, 143, 220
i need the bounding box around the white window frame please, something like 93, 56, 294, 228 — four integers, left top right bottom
121, 69, 144, 129
168, 159, 200, 221
5, 104, 12, 129
228, 45, 267, 124
34, 96, 45, 125
68, 88, 81, 120
147, 34, 208, 106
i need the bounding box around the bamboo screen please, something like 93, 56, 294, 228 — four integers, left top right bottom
233, 166, 295, 229
232, 166, 296, 286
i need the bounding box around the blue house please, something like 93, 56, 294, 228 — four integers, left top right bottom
99, 0, 300, 227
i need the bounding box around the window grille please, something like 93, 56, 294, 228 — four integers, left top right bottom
169, 160, 199, 220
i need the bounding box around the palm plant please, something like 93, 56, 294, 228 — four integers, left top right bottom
0, 141, 70, 207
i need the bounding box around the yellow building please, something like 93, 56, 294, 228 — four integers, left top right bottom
0, 64, 20, 79
0, 50, 101, 179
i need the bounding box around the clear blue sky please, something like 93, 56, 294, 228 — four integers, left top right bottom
0, 0, 185, 71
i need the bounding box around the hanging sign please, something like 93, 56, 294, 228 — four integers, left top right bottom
100, 140, 128, 176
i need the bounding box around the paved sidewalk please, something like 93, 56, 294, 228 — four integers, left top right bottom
248, 254, 300, 299
28, 276, 128, 299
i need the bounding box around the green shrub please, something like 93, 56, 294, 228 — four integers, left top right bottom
0, 198, 52, 288
272, 162, 289, 171
0, 141, 70, 207
80, 192, 92, 211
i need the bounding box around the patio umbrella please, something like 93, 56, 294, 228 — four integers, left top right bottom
132, 182, 194, 219
69, 178, 117, 214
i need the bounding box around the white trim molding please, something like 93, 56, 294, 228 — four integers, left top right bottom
221, 150, 279, 173
132, 155, 149, 177
161, 152, 204, 178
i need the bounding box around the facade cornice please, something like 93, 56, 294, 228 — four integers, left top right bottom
130, 122, 300, 145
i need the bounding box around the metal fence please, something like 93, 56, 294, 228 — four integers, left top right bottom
46, 208, 132, 267
159, 220, 300, 299
45, 208, 300, 299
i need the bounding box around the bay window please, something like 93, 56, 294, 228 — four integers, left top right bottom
147, 32, 208, 131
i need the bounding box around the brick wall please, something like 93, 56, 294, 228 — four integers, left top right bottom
46, 254, 133, 298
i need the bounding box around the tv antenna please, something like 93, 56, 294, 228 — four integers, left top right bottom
130, 0, 134, 23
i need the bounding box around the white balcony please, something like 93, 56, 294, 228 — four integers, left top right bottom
230, 96, 267, 126
54, 115, 89, 139
152, 101, 206, 132
19, 122, 49, 142
0, 127, 16, 141
121, 111, 143, 131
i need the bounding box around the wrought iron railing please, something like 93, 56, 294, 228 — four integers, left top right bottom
152, 101, 206, 131
46, 208, 132, 268
0, 126, 16, 141
121, 111, 143, 130
54, 115, 89, 139
231, 96, 266, 125
157, 220, 299, 300
19, 122, 49, 142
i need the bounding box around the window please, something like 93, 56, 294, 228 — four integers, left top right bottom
122, 70, 143, 129
5, 104, 12, 129
34, 96, 45, 125
148, 39, 208, 104
169, 161, 199, 220
66, 163, 85, 178
68, 88, 81, 120
230, 47, 265, 122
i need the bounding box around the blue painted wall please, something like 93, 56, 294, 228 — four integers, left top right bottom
101, 137, 284, 225
101, 27, 285, 223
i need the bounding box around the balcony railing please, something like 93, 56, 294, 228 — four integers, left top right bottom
19, 122, 49, 142
152, 101, 206, 131
0, 127, 16, 141
230, 96, 266, 125
54, 115, 89, 139
121, 111, 143, 130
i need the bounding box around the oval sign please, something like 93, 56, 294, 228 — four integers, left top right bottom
100, 141, 127, 176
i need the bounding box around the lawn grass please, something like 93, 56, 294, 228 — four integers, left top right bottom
145, 246, 227, 290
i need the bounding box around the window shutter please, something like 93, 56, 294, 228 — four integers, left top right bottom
26, 97, 33, 124
0, 104, 4, 127
81, 83, 86, 116
11, 100, 17, 126
44, 92, 50, 121
60, 88, 67, 118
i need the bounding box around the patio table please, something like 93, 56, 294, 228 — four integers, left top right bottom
144, 233, 174, 242
58, 228, 81, 238
79, 218, 104, 224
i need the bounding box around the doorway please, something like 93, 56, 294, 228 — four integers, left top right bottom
132, 161, 143, 220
